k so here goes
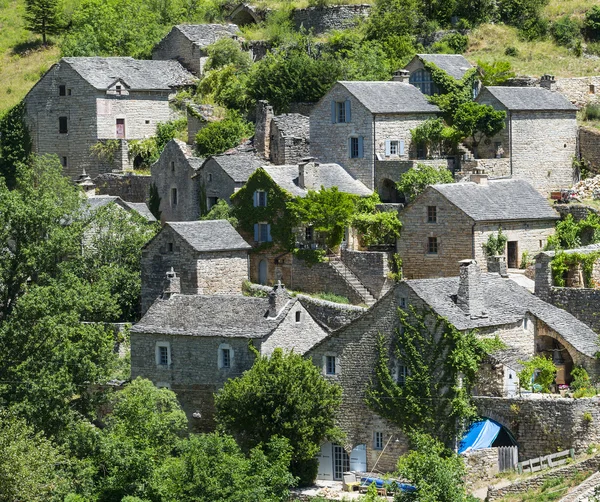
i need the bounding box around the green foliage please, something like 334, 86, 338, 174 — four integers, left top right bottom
550, 250, 600, 287
215, 348, 343, 486
546, 213, 600, 252
504, 46, 519, 57
0, 101, 32, 189
128, 118, 186, 168
583, 411, 593, 423
477, 60, 516, 85
352, 210, 402, 248
288, 187, 358, 250
201, 199, 239, 227
311, 292, 350, 304
395, 432, 470, 502
195, 111, 254, 156
366, 307, 493, 445
198, 64, 252, 112
497, 0, 550, 41
148, 182, 162, 221
90, 139, 121, 166
366, 0, 422, 42
431, 32, 469, 54
410, 118, 461, 158
582, 103, 600, 121
452, 101, 506, 150
518, 355, 557, 393
24, 0, 63, 44
570, 366, 596, 397
396, 164, 455, 202
584, 6, 600, 41
550, 15, 582, 49
482, 227, 508, 257
205, 37, 252, 72
154, 433, 296, 502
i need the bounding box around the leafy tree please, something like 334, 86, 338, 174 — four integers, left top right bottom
452, 102, 506, 155
497, 0, 549, 41
584, 6, 600, 41
395, 432, 470, 502
550, 15, 582, 49
205, 37, 252, 72
396, 164, 454, 202
202, 199, 239, 227
153, 434, 296, 502
518, 355, 557, 393
197, 64, 251, 112
24, 0, 63, 45
410, 118, 461, 158
215, 348, 343, 486
366, 0, 423, 41
477, 60, 516, 86
352, 211, 402, 248
287, 187, 358, 250
195, 111, 254, 156
0, 101, 32, 189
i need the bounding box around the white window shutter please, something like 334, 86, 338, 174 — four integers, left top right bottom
399, 140, 405, 155
385, 140, 391, 156
331, 100, 336, 123
345, 99, 351, 122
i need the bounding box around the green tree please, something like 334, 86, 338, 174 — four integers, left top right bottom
0, 102, 32, 189
205, 37, 252, 72
202, 199, 239, 227
215, 348, 343, 486
518, 355, 557, 393
550, 15, 582, 49
148, 182, 162, 221
452, 102, 506, 155
477, 60, 516, 86
366, 0, 422, 41
395, 432, 470, 502
584, 6, 600, 41
396, 164, 454, 202
24, 0, 63, 45
195, 111, 254, 156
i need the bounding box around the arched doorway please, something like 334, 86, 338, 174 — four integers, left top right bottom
258, 259, 267, 285
379, 178, 404, 203
535, 335, 575, 386
459, 418, 517, 453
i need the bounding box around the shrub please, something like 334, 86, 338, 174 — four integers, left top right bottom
518, 355, 557, 393
432, 32, 469, 54
478, 60, 516, 86
583, 103, 600, 121
550, 15, 582, 49
205, 37, 252, 72
584, 6, 600, 41
482, 228, 508, 257
583, 412, 593, 424
195, 111, 254, 157
396, 165, 454, 202
504, 46, 519, 57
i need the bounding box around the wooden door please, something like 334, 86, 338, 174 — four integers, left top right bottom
116, 118, 125, 139
507, 241, 518, 268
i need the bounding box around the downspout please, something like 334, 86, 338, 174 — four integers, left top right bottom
471, 221, 476, 260
509, 111, 513, 177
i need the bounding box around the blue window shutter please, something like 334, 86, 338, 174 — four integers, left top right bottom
385, 140, 391, 156
267, 224, 272, 242
345, 99, 351, 123
400, 140, 405, 155
331, 100, 336, 123
253, 191, 257, 207
254, 224, 259, 241
348, 137, 352, 158
264, 191, 268, 207
358, 136, 364, 158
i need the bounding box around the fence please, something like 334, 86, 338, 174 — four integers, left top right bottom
518, 449, 575, 474
498, 446, 519, 472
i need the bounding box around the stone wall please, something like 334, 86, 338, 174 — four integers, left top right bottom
269, 113, 310, 165
152, 28, 203, 75
197, 157, 241, 207
554, 76, 600, 108
196, 251, 249, 295
545, 288, 600, 334
187, 104, 218, 145
341, 249, 393, 299
463, 448, 499, 489
94, 172, 152, 202
580, 127, 600, 176
292, 4, 371, 33
296, 294, 366, 330
288, 102, 316, 116
255, 100, 274, 159
375, 159, 450, 191
474, 157, 511, 177
554, 203, 600, 222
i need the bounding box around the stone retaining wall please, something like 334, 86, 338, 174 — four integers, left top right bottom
554, 204, 600, 222
580, 127, 600, 176
94, 172, 152, 203
341, 249, 393, 299
548, 288, 600, 333
292, 4, 371, 33
463, 448, 499, 489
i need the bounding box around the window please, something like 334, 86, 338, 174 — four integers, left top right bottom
399, 296, 407, 309
116, 85, 122, 95
295, 311, 301, 323
171, 187, 178, 206
208, 173, 212, 182
590, 85, 596, 95
350, 137, 364, 159
221, 348, 231, 368
539, 240, 544, 248
170, 161, 175, 172
59, 85, 66, 96
145, 120, 150, 124
207, 197, 218, 209
416, 141, 427, 159
168, 242, 174, 253
337, 101, 346, 123
390, 140, 399, 155
305, 226, 314, 241
409, 69, 437, 96
218, 344, 233, 369
374, 431, 384, 450
59, 116, 68, 134
61, 156, 67, 168
427, 206, 437, 223
332, 99, 351, 123
155, 342, 171, 367
255, 223, 272, 243
428, 237, 438, 254
254, 190, 267, 207
396, 364, 409, 385
523, 318, 528, 330
325, 355, 336, 375
67, 88, 72, 96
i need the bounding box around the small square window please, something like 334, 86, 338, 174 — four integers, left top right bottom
295, 311, 301, 323
427, 206, 437, 223
59, 116, 68, 134
374, 431, 384, 450
590, 84, 595, 95
156, 344, 170, 366
59, 85, 66, 96
325, 355, 336, 375
389, 140, 399, 155
221, 348, 231, 368
428, 237, 438, 254
116, 85, 122, 95
145, 119, 150, 124
350, 137, 359, 158
67, 88, 72, 96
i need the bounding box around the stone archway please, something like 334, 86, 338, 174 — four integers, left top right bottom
228, 4, 263, 26
379, 178, 404, 203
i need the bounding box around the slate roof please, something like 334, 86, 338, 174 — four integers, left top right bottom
168, 139, 204, 171
478, 86, 578, 111
84, 196, 156, 221
429, 179, 559, 222
271, 113, 309, 139
338, 81, 440, 114
62, 57, 196, 90
166, 220, 251, 252
415, 54, 474, 80
120, 202, 157, 222
405, 274, 599, 358
175, 24, 239, 47
208, 153, 265, 183
262, 164, 373, 197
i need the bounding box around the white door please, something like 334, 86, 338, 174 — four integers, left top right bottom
333, 444, 350, 481
317, 442, 333, 481
350, 444, 367, 472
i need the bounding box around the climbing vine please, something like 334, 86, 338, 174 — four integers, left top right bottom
365, 306, 504, 445
90, 139, 121, 166
551, 250, 600, 287
482, 227, 508, 257
517, 355, 557, 393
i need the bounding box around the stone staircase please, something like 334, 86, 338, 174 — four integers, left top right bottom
328, 257, 376, 307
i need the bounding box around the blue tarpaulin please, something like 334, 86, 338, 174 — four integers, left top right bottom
458, 419, 501, 454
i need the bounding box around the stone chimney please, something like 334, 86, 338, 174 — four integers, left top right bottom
268, 280, 289, 317
298, 158, 318, 190
76, 168, 96, 197
255, 100, 274, 159
392, 69, 410, 83
540, 74, 556, 92
470, 173, 488, 185
456, 260, 488, 319
161, 267, 180, 300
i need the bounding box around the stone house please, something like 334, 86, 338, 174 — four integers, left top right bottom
309, 81, 441, 194
24, 57, 195, 179
151, 24, 240, 76
398, 176, 559, 278
475, 85, 578, 194
404, 53, 475, 96
85, 195, 156, 222
140, 220, 251, 314
151, 139, 204, 222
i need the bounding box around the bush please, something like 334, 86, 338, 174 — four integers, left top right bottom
498, 0, 549, 40
432, 32, 469, 54
518, 355, 557, 393
195, 111, 254, 157
550, 15, 582, 49
396, 165, 454, 202
205, 38, 252, 72
504, 46, 519, 56
519, 16, 549, 41
584, 6, 600, 41
482, 228, 508, 257
583, 103, 600, 121
478, 60, 516, 86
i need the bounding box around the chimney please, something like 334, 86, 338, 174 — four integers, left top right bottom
255, 100, 274, 159
456, 260, 488, 319
470, 173, 488, 185
392, 69, 410, 83
76, 168, 96, 197
268, 280, 289, 318
161, 267, 180, 300
298, 158, 318, 190
540, 74, 556, 92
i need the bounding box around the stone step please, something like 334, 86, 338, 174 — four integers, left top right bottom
328, 258, 376, 306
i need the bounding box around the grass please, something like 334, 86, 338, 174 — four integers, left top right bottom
543, 0, 599, 21
496, 470, 593, 502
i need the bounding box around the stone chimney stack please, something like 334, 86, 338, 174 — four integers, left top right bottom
76, 168, 96, 197
298, 158, 318, 190
540, 74, 556, 92
255, 100, 274, 159
268, 280, 289, 317
162, 267, 180, 300
392, 69, 410, 83
456, 260, 488, 319
470, 173, 488, 185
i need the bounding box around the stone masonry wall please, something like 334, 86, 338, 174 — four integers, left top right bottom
546, 288, 600, 334
463, 448, 499, 489
152, 28, 203, 76
375, 159, 450, 193
94, 172, 152, 202
554, 203, 600, 222
292, 4, 371, 33
475, 157, 511, 177
554, 76, 600, 108
270, 117, 310, 165
580, 127, 600, 176
196, 251, 248, 295
341, 249, 393, 299
197, 157, 240, 207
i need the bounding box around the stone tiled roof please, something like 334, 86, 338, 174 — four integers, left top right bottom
416, 54, 474, 80
131, 294, 280, 337
479, 86, 578, 111
209, 153, 265, 183
63, 57, 197, 90
271, 113, 309, 139
405, 274, 599, 357
175, 23, 239, 47
430, 179, 559, 222
120, 202, 157, 222
169, 139, 204, 171
167, 220, 251, 252
84, 196, 156, 221
338, 81, 440, 114
263, 164, 373, 197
